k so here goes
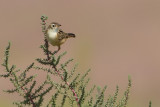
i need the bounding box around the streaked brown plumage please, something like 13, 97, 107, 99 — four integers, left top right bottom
46, 22, 75, 51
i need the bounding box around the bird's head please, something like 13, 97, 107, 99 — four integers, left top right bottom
49, 22, 61, 29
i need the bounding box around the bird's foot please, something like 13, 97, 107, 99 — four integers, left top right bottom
52, 50, 60, 55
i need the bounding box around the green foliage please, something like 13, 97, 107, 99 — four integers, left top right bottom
149, 101, 152, 107
0, 15, 133, 107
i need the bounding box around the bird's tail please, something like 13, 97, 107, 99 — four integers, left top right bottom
67, 33, 76, 38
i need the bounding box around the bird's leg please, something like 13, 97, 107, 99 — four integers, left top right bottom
57, 46, 61, 53
53, 46, 61, 54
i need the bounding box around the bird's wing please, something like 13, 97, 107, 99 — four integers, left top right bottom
57, 29, 67, 40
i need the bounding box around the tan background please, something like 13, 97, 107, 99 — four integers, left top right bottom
0, 0, 160, 106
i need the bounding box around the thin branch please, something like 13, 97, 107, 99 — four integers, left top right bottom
52, 65, 80, 107
20, 86, 36, 107
8, 70, 36, 107
41, 15, 50, 60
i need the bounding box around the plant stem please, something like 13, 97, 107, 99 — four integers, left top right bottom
52, 65, 80, 107
8, 71, 36, 107
20, 86, 36, 107
41, 19, 50, 60
44, 38, 50, 60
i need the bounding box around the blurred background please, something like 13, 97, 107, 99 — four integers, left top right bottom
0, 0, 160, 106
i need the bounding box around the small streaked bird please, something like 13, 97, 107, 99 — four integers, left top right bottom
46, 22, 76, 52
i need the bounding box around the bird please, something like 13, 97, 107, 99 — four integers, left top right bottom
46, 22, 76, 52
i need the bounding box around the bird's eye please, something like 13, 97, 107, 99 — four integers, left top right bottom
52, 24, 55, 27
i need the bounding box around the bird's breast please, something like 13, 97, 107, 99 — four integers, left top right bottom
47, 30, 58, 40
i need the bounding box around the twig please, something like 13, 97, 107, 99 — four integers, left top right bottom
52, 65, 80, 107
41, 15, 50, 60
44, 38, 50, 60
8, 72, 36, 107
20, 86, 36, 107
